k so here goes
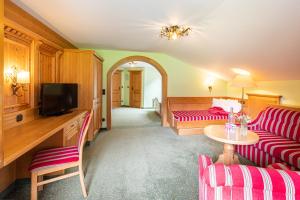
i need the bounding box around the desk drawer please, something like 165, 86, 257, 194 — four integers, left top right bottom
65, 128, 78, 140
64, 120, 79, 141
65, 120, 78, 131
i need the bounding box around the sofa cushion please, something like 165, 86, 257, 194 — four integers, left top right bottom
253, 130, 300, 168
267, 162, 297, 171
202, 163, 300, 195
260, 107, 300, 142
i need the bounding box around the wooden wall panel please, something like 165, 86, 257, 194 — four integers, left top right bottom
3, 108, 37, 131
3, 39, 30, 113
38, 42, 61, 84
4, 0, 76, 49
39, 53, 56, 83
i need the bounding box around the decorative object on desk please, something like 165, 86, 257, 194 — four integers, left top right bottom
160, 25, 191, 40
5, 65, 30, 97
230, 73, 256, 112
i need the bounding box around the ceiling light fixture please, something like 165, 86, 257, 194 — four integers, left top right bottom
232, 68, 251, 76
129, 61, 136, 67
160, 25, 191, 40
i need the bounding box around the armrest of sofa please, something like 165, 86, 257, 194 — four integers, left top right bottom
198, 155, 213, 177
202, 163, 300, 194
247, 109, 265, 131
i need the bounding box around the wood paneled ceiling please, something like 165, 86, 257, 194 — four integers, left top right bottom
12, 0, 300, 81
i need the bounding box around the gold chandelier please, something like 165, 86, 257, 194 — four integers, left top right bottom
160, 25, 191, 40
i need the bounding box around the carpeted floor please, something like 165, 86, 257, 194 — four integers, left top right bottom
112, 107, 161, 128
2, 108, 254, 200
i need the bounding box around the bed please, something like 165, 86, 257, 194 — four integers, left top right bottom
168, 97, 240, 135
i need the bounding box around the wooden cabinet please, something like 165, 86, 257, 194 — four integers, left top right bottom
60, 49, 103, 141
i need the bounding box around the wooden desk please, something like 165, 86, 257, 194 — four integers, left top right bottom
0, 110, 87, 192
3, 110, 86, 167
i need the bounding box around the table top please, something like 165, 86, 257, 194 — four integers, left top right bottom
3, 110, 86, 167
204, 125, 259, 145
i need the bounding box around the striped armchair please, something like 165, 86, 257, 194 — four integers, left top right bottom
236, 106, 300, 170
199, 155, 300, 200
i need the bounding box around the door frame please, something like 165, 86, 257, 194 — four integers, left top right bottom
107, 56, 168, 130
111, 69, 122, 108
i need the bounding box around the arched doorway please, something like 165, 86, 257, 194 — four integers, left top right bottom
107, 56, 168, 130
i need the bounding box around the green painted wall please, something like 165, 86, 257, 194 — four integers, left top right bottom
143, 66, 162, 108
92, 49, 228, 127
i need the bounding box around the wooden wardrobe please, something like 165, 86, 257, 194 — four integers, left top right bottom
60, 49, 103, 141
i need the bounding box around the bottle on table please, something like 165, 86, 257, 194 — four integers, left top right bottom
228, 107, 235, 125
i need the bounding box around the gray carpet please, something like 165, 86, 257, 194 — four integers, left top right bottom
2, 108, 254, 200
112, 108, 161, 128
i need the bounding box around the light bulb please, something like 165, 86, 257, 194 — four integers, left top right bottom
171, 33, 178, 40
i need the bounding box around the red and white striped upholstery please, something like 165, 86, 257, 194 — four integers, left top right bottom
29, 146, 79, 171
247, 109, 266, 131
237, 107, 300, 170
172, 110, 228, 122
29, 112, 91, 171
267, 162, 297, 171
260, 107, 300, 142
199, 155, 300, 200
236, 145, 282, 167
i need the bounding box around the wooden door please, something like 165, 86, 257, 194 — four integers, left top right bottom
112, 70, 121, 108
130, 71, 142, 108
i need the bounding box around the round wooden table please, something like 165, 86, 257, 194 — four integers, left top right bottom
204, 125, 259, 165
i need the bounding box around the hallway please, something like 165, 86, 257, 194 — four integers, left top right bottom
112, 108, 161, 128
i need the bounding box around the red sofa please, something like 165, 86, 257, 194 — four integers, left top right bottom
198, 155, 300, 200
236, 106, 300, 169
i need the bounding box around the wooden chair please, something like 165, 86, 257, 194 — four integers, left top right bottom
29, 110, 93, 200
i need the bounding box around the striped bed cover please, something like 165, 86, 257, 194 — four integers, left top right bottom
172, 110, 228, 122
198, 155, 300, 200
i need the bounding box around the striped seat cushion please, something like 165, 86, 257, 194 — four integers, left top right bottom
203, 163, 300, 197
172, 110, 228, 122
252, 130, 300, 168
29, 146, 79, 171
260, 107, 300, 141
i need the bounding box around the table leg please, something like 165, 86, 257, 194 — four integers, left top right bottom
216, 144, 240, 165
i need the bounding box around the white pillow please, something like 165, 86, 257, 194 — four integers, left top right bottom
212, 98, 241, 113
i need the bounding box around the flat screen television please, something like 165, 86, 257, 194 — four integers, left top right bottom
40, 83, 78, 116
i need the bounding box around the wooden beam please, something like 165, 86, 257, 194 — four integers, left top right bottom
4, 0, 76, 49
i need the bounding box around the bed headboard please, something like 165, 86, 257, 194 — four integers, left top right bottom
247, 93, 282, 118
247, 94, 282, 119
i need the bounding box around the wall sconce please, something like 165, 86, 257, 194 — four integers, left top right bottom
205, 76, 215, 94
5, 65, 30, 97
